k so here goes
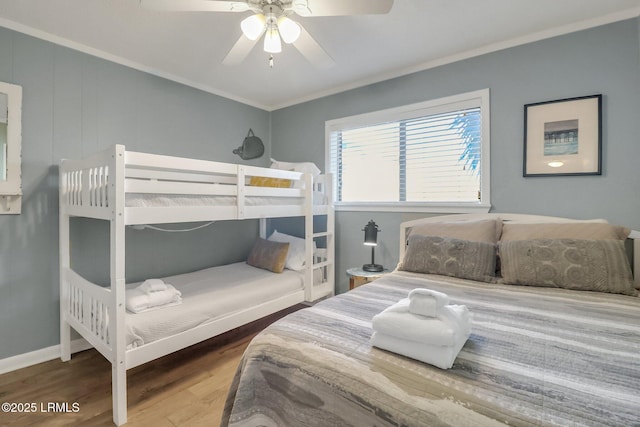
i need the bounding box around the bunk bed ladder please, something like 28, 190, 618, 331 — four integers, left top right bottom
257, 173, 335, 302
307, 173, 335, 301
305, 172, 314, 301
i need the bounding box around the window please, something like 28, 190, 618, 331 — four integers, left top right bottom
325, 89, 490, 212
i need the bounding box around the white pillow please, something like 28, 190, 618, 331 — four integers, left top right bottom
268, 230, 313, 271
270, 159, 321, 176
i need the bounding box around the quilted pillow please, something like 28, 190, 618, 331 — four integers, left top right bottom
399, 235, 497, 282
408, 218, 502, 244
499, 239, 637, 296
247, 238, 289, 273
500, 222, 630, 241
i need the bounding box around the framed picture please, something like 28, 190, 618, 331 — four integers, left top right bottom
524, 94, 602, 177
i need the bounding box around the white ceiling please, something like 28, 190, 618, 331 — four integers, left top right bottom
0, 0, 639, 111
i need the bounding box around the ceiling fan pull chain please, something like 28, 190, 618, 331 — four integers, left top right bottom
269, 54, 274, 68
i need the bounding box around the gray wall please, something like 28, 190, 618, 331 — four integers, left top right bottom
2, 18, 639, 361
0, 27, 270, 359
271, 19, 640, 294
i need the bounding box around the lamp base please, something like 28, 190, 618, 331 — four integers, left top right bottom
362, 263, 384, 272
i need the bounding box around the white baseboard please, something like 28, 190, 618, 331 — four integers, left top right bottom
0, 339, 93, 375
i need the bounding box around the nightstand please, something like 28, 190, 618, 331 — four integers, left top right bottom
347, 267, 391, 290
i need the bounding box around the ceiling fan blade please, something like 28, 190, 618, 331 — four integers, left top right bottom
223, 35, 259, 65
292, 0, 393, 17
140, 0, 250, 12
293, 25, 334, 68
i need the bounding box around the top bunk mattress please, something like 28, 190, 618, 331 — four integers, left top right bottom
125, 191, 328, 208
124, 262, 305, 349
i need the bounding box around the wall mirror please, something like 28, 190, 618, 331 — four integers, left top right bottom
0, 81, 22, 214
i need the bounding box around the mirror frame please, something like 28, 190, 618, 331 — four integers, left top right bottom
0, 81, 22, 214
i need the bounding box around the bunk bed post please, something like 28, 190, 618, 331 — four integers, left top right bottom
259, 218, 267, 239
59, 161, 71, 362
304, 173, 314, 301
110, 145, 127, 426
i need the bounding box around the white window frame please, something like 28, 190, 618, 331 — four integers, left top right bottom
325, 88, 491, 213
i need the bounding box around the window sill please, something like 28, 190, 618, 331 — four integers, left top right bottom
334, 202, 491, 214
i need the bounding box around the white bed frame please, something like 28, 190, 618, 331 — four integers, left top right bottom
399, 213, 640, 285
58, 144, 335, 425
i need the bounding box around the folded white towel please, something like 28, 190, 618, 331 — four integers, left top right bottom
372, 303, 470, 346
408, 288, 450, 317
371, 330, 469, 369
138, 278, 168, 294
383, 297, 410, 313
126, 284, 182, 314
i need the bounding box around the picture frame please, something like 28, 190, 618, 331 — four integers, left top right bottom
523, 94, 602, 177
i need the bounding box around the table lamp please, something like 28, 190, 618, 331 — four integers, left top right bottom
362, 220, 383, 272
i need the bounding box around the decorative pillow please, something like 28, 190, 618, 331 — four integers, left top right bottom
499, 239, 637, 296
247, 238, 289, 273
399, 235, 497, 282
500, 223, 630, 241
267, 230, 313, 271
270, 159, 321, 177
408, 219, 502, 244
248, 176, 292, 188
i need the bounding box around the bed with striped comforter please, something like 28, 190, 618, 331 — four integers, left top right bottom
222, 271, 640, 426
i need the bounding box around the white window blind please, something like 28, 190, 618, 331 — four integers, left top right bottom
326, 89, 490, 212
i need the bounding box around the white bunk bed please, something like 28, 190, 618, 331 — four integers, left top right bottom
58, 144, 335, 426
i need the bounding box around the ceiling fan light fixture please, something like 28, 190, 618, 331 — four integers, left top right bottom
277, 16, 301, 44
263, 27, 282, 53
240, 13, 266, 40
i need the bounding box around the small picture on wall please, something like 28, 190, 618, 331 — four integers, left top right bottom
543, 119, 578, 156
524, 94, 601, 176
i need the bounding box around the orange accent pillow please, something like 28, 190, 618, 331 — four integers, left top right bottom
249, 176, 292, 188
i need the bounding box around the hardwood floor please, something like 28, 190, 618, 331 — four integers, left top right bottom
0, 306, 302, 426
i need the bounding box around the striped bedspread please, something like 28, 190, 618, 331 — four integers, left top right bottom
222, 271, 640, 426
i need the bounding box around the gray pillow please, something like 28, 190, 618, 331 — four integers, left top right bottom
247, 238, 290, 273
399, 235, 497, 282
499, 239, 637, 296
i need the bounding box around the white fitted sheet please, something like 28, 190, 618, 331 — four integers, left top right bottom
125, 192, 326, 208
125, 262, 304, 349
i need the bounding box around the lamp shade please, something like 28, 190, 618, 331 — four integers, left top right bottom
363, 220, 379, 246
263, 27, 282, 53
277, 16, 301, 44
241, 14, 266, 40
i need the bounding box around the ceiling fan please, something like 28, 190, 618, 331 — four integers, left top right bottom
140, 0, 394, 67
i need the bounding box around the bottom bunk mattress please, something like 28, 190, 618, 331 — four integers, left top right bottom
125, 262, 305, 349
222, 271, 640, 427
